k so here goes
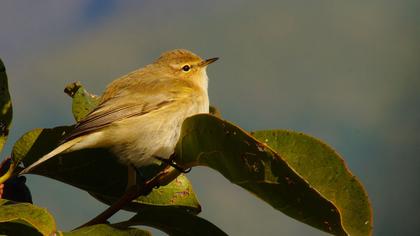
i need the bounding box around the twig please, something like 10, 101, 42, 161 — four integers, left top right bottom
0, 157, 15, 185
76, 166, 180, 229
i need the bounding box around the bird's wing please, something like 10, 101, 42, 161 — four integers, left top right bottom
62, 75, 194, 143
62, 98, 174, 143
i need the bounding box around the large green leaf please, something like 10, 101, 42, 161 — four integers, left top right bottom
0, 59, 12, 154
116, 207, 228, 236
175, 114, 350, 235
0, 199, 151, 236
62, 224, 151, 236
13, 127, 201, 213
0, 199, 56, 235
12, 127, 73, 166
90, 174, 201, 212
251, 130, 372, 236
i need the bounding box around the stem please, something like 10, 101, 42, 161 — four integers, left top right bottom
0, 159, 15, 185
76, 166, 180, 229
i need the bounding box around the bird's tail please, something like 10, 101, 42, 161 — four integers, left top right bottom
19, 137, 83, 175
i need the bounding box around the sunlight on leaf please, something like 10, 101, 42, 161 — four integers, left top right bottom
175, 114, 365, 235
0, 199, 56, 235
252, 130, 372, 236
0, 59, 12, 155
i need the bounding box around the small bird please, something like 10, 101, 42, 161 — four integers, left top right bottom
20, 49, 218, 175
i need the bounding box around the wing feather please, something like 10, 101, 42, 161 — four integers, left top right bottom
62, 98, 175, 143
61, 73, 194, 143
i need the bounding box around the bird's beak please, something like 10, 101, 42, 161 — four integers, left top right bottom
199, 57, 219, 67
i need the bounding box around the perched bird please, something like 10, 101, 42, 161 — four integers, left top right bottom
20, 49, 218, 175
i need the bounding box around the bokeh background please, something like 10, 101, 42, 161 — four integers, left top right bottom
1, 1, 419, 235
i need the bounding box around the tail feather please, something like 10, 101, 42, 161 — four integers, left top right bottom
19, 137, 83, 175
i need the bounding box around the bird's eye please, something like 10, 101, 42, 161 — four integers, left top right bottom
182, 65, 191, 72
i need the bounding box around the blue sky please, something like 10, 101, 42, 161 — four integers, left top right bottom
1, 1, 419, 235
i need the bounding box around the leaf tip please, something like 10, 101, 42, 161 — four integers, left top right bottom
64, 81, 82, 98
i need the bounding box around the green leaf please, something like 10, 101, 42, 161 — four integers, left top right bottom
12, 128, 201, 213
175, 114, 349, 235
0, 59, 13, 154
0, 199, 56, 236
12, 127, 73, 165
117, 207, 228, 236
251, 130, 372, 236
64, 82, 100, 122
62, 224, 151, 236
90, 174, 201, 213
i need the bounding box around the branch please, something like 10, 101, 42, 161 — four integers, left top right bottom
0, 157, 15, 185
77, 166, 180, 229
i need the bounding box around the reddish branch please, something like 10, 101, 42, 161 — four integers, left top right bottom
77, 166, 180, 229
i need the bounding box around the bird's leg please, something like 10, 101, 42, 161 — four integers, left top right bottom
127, 165, 137, 190
154, 155, 191, 173
130, 163, 148, 181
128, 163, 157, 195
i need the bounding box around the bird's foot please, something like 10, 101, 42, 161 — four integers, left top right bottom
154, 156, 191, 174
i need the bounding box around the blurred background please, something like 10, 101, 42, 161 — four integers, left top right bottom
1, 1, 419, 235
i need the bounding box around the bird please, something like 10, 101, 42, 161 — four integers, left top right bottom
20, 49, 218, 175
